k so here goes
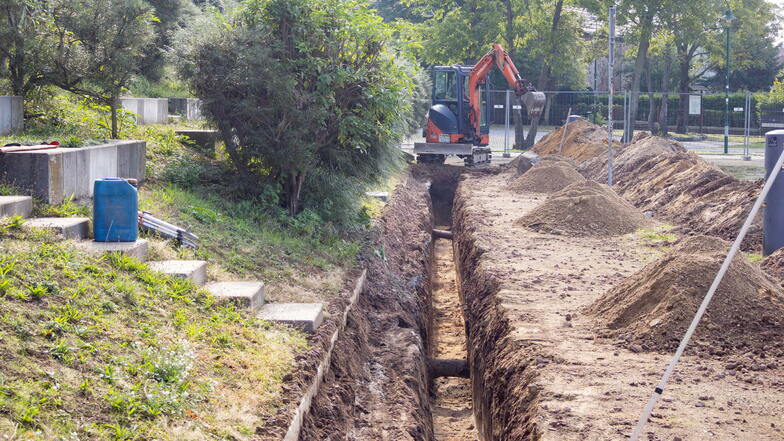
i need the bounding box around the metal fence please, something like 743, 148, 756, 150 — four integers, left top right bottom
485, 90, 784, 157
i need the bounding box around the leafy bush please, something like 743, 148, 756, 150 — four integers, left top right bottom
178, 0, 419, 222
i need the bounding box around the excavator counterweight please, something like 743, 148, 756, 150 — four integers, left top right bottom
414, 43, 545, 166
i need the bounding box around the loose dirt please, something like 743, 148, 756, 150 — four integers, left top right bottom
762, 248, 784, 286
300, 172, 435, 441
507, 154, 533, 176
453, 169, 784, 440
588, 235, 784, 359
516, 180, 653, 237
431, 235, 478, 441
547, 131, 766, 251
510, 162, 585, 194
532, 119, 618, 163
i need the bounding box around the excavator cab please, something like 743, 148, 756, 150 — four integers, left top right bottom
428, 66, 491, 145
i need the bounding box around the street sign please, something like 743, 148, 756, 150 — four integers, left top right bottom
689, 94, 701, 115
734, 107, 744, 112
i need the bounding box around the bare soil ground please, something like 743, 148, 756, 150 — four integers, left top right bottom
298, 172, 435, 441
453, 169, 784, 440
431, 235, 479, 441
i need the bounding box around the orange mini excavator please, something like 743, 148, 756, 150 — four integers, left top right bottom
414, 43, 545, 166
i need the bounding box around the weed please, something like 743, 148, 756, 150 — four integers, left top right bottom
745, 252, 764, 263
0, 216, 25, 234
637, 224, 678, 244
34, 194, 90, 218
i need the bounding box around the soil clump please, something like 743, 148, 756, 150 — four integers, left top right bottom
510, 161, 585, 194
588, 235, 784, 359
516, 180, 652, 237
532, 119, 619, 163
761, 248, 784, 287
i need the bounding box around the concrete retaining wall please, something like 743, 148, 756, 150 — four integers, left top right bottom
120, 98, 168, 125
168, 98, 203, 121
0, 140, 145, 204
0, 96, 24, 135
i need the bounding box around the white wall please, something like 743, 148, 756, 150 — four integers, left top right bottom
0, 96, 24, 135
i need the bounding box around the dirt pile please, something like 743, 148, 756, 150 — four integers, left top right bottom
579, 135, 686, 183
579, 135, 763, 251
509, 161, 585, 194
507, 154, 533, 176
532, 119, 618, 163
761, 248, 784, 286
516, 180, 652, 237
588, 235, 784, 359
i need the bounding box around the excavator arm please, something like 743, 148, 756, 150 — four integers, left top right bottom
467, 43, 546, 142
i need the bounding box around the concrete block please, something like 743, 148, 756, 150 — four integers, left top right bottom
258, 303, 324, 333
168, 98, 203, 121
120, 98, 168, 125
0, 140, 146, 204
0, 196, 33, 218
365, 191, 389, 202
0, 96, 23, 135
78, 239, 149, 261
206, 281, 265, 312
148, 260, 207, 286
24, 217, 90, 239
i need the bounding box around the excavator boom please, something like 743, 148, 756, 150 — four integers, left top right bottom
467, 44, 545, 142
415, 43, 545, 166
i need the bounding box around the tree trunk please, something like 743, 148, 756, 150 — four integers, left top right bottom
624, 9, 655, 142
523, 0, 564, 149
646, 58, 656, 134
285, 172, 305, 217
659, 47, 671, 137
110, 102, 119, 139
676, 45, 690, 134
501, 0, 527, 149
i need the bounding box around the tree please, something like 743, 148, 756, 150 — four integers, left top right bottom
179, 0, 416, 220
0, 0, 57, 96
139, 0, 196, 82
51, 0, 157, 138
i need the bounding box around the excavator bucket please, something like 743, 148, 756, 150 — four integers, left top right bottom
521, 91, 546, 119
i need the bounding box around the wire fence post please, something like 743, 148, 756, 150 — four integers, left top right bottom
607, 5, 616, 187
504, 89, 511, 158
744, 92, 751, 161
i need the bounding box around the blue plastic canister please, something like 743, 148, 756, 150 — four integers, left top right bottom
93, 178, 138, 242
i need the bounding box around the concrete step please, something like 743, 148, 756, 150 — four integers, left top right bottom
77, 239, 149, 261
258, 303, 324, 333
148, 260, 207, 286
24, 217, 90, 239
206, 281, 265, 312
0, 195, 33, 218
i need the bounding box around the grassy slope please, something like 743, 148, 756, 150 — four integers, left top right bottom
0, 124, 360, 439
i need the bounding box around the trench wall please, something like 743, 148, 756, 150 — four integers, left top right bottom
298, 172, 436, 440
452, 181, 543, 441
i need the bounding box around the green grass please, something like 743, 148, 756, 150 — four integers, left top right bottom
0, 225, 308, 440
137, 125, 360, 282
637, 224, 678, 245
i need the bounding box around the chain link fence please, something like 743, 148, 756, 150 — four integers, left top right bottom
484, 90, 784, 158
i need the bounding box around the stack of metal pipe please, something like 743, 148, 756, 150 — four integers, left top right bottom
137, 211, 199, 249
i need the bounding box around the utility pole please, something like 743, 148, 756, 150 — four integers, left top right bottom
723, 8, 735, 154
608, 5, 616, 186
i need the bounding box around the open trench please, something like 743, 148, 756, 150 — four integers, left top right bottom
298, 165, 485, 441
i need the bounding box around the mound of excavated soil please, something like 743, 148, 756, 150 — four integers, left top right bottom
516, 180, 652, 236
578, 135, 763, 251
588, 235, 784, 358
532, 120, 619, 163
535, 155, 578, 169
507, 154, 533, 176
509, 161, 585, 194
761, 248, 784, 287
579, 135, 686, 183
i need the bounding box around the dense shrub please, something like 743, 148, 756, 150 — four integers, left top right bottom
178, 0, 423, 222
